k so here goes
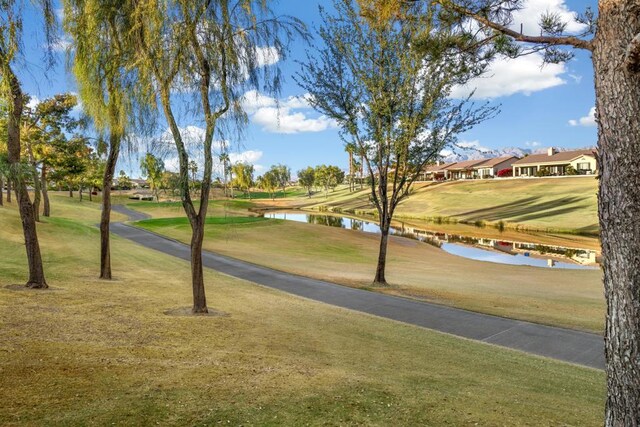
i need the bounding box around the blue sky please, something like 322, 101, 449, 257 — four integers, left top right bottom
17, 0, 597, 178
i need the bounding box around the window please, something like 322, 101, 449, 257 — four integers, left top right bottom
577, 162, 591, 170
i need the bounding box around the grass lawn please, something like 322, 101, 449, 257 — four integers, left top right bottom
136, 214, 605, 333
269, 177, 599, 235
0, 190, 606, 425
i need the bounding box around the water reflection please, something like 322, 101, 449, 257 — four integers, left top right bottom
265, 212, 600, 270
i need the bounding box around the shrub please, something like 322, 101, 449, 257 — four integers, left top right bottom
536, 167, 551, 177
566, 165, 578, 175
497, 168, 512, 177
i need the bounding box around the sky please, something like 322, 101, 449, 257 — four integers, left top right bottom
17, 0, 598, 178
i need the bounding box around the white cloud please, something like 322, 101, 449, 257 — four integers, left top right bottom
229, 150, 263, 164
26, 96, 41, 110
568, 107, 596, 127
450, 0, 585, 100
252, 107, 338, 134
255, 46, 280, 68
450, 52, 567, 99
510, 0, 586, 35
241, 90, 337, 134
525, 141, 541, 147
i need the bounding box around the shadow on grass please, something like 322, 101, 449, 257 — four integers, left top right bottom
457, 196, 591, 224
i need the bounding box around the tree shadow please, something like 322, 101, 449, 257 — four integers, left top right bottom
458, 196, 591, 223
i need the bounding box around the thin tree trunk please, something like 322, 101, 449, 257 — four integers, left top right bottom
7, 178, 11, 203
190, 219, 208, 313
0, 176, 3, 206
32, 169, 41, 222
79, 186, 83, 202
89, 187, 92, 202
41, 166, 50, 217
100, 132, 120, 280
593, 4, 640, 424
6, 69, 47, 288
69, 185, 73, 198
373, 222, 390, 285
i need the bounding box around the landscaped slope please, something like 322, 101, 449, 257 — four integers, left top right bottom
279, 177, 599, 234
0, 195, 604, 425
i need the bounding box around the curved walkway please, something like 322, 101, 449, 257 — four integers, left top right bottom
110, 205, 604, 370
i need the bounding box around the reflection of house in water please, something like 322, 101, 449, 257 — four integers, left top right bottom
393, 224, 599, 267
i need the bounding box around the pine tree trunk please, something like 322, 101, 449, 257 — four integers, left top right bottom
373, 222, 390, 285
5, 69, 47, 288
100, 133, 120, 280
41, 166, 50, 217
593, 3, 640, 424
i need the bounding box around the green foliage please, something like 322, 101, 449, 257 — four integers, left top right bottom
140, 152, 166, 201
270, 164, 291, 195
257, 170, 278, 199
296, 0, 496, 224
297, 166, 315, 197
535, 167, 552, 177
566, 165, 578, 176
314, 164, 345, 196
232, 162, 254, 199
117, 170, 132, 190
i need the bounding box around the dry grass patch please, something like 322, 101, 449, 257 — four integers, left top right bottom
137, 217, 604, 333
0, 199, 605, 425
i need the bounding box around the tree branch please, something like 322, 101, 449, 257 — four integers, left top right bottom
625, 32, 640, 73
437, 0, 593, 51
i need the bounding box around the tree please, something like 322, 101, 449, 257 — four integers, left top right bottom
404, 0, 638, 420
64, 0, 149, 280
257, 170, 278, 199
140, 152, 165, 202
314, 164, 345, 198
271, 164, 291, 198
297, 0, 493, 285
130, 0, 305, 313
219, 151, 230, 197
297, 167, 315, 197
345, 142, 356, 191
231, 162, 254, 199
22, 93, 81, 217
117, 170, 132, 191
0, 0, 55, 288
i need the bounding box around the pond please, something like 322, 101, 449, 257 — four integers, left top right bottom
264, 211, 600, 270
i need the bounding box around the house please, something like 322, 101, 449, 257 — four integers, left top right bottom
421, 162, 456, 181
443, 159, 488, 180
512, 148, 597, 177
472, 155, 519, 178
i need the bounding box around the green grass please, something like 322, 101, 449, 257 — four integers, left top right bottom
271, 178, 599, 235
137, 215, 605, 332
0, 199, 606, 425
137, 216, 268, 227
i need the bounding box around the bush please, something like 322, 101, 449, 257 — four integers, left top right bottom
566, 165, 578, 175
536, 167, 551, 177
497, 168, 512, 177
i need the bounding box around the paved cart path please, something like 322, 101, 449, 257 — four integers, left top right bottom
110, 205, 604, 370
